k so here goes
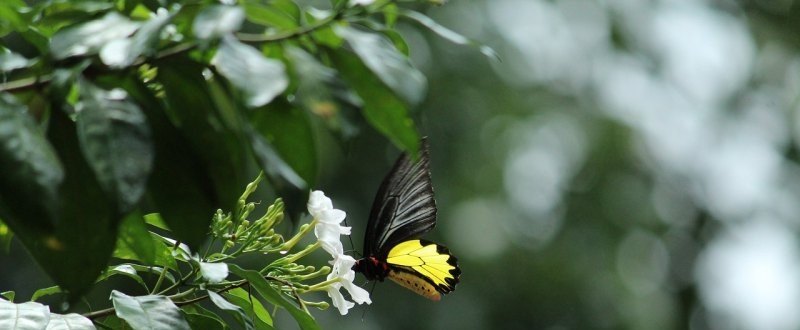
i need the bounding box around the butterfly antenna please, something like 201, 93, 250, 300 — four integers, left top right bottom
343, 217, 359, 257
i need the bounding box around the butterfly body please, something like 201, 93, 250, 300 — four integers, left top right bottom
353, 140, 460, 300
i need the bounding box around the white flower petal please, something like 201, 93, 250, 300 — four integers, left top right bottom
326, 284, 355, 315
308, 190, 333, 218
318, 209, 346, 224
199, 262, 229, 283
343, 281, 372, 305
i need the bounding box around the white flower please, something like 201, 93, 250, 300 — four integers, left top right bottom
308, 191, 351, 258
307, 190, 333, 218
325, 254, 371, 314
199, 262, 229, 283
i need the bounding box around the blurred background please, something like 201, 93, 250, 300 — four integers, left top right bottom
321, 0, 800, 329
5, 0, 800, 329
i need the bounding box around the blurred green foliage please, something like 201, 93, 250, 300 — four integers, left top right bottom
4, 0, 800, 329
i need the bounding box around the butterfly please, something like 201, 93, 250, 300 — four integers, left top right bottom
352, 139, 460, 301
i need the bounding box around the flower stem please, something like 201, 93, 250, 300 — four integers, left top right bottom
279, 220, 317, 253
305, 277, 341, 292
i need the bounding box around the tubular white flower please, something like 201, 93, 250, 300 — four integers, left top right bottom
325, 254, 371, 314
308, 191, 351, 259
307, 190, 333, 219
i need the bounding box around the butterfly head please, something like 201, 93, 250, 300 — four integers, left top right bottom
353, 256, 390, 281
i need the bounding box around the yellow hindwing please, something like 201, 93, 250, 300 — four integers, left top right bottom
385, 239, 460, 299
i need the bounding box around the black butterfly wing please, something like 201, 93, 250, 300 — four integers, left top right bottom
363, 140, 437, 259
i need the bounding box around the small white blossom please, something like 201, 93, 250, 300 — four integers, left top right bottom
308, 191, 351, 258
325, 254, 371, 314
199, 262, 229, 284
307, 190, 333, 219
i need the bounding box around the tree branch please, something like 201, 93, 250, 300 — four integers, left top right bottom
83, 279, 250, 321
0, 11, 342, 94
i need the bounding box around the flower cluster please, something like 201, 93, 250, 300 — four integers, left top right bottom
307, 191, 371, 314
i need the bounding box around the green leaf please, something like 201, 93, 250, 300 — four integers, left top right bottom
242, 1, 298, 29
0, 93, 62, 234
207, 290, 254, 330
0, 300, 49, 330
75, 81, 153, 213
285, 46, 358, 135
212, 36, 288, 107
100, 9, 173, 68
114, 213, 157, 265
251, 101, 317, 187
181, 311, 226, 330
225, 287, 273, 329
46, 313, 96, 330
334, 25, 427, 106
96, 264, 148, 289
328, 48, 420, 155
400, 10, 499, 60
43, 107, 120, 300
0, 218, 12, 253
113, 213, 178, 270
30, 286, 62, 302
247, 128, 308, 220
228, 265, 319, 330
1, 291, 14, 302
143, 213, 169, 230
0, 49, 30, 72
111, 290, 190, 330
193, 5, 245, 41
49, 12, 139, 60
143, 58, 242, 249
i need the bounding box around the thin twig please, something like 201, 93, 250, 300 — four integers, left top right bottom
83, 280, 250, 320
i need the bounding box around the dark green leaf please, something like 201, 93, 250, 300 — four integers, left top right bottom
49, 12, 139, 60
328, 48, 420, 155
181, 305, 227, 330
286, 46, 360, 137
45, 313, 96, 330
182, 311, 226, 330
96, 265, 148, 289
43, 108, 120, 300
111, 290, 190, 330
251, 101, 316, 187
225, 287, 273, 329
120, 80, 219, 248
76, 81, 153, 213
400, 10, 499, 60
100, 9, 173, 68
0, 300, 49, 329
153, 56, 251, 248
228, 265, 319, 330
334, 25, 427, 105
30, 286, 61, 302
1, 291, 14, 302
0, 218, 12, 253
193, 5, 245, 41
0, 93, 62, 233
213, 36, 288, 107
207, 290, 254, 330
247, 128, 308, 220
